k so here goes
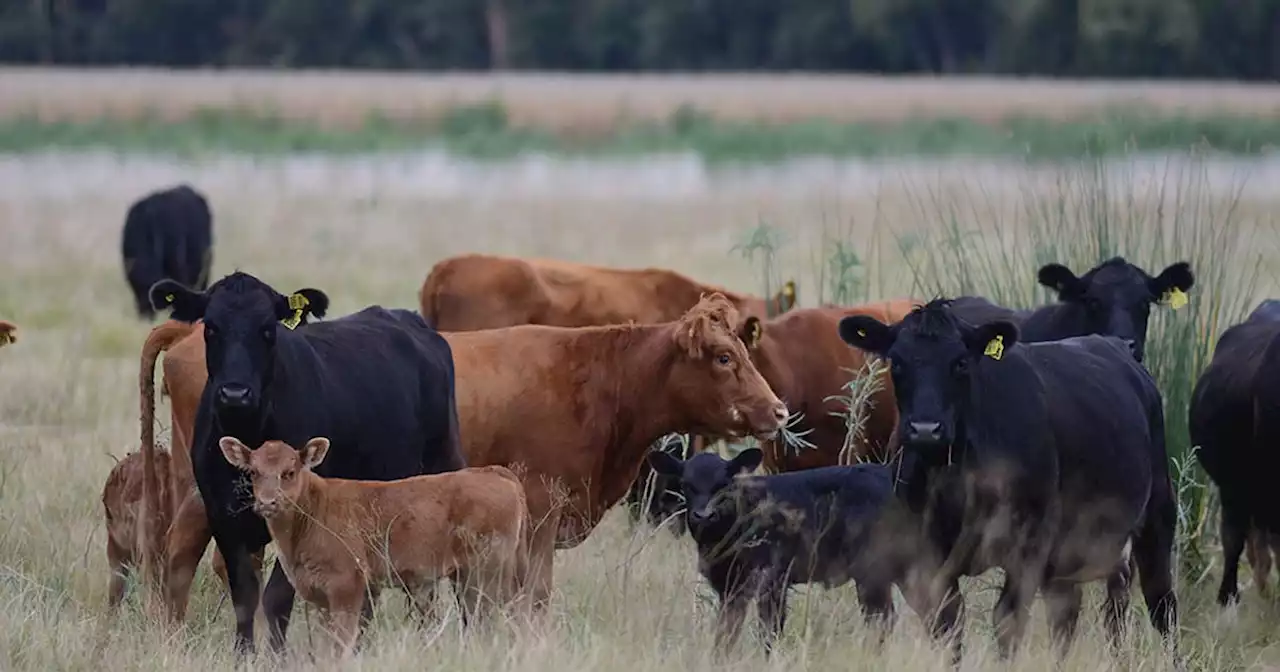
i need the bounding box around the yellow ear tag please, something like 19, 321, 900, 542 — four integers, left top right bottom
1163, 287, 1189, 311
280, 293, 309, 331
749, 321, 762, 347
0, 332, 10, 347
783, 280, 796, 300
984, 335, 1005, 361
165, 294, 175, 304
857, 329, 867, 338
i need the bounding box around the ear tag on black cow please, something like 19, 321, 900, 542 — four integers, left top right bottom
984, 335, 1004, 361
857, 329, 867, 338
164, 293, 175, 305
280, 293, 309, 331
1162, 288, 1188, 311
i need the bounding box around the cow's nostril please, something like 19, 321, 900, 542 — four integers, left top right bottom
773, 405, 789, 423
907, 421, 944, 444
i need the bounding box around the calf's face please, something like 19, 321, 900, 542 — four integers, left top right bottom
1038, 257, 1193, 362
669, 295, 788, 440
840, 300, 1018, 450
219, 437, 331, 518
649, 449, 763, 527
149, 272, 327, 416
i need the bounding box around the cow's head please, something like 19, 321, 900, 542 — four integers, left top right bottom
839, 298, 1018, 449
668, 294, 788, 441
649, 448, 762, 528
0, 320, 16, 349
149, 272, 328, 416
219, 436, 329, 518
1037, 257, 1193, 362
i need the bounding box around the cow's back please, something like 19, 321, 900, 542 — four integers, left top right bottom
421, 254, 549, 330
1024, 336, 1162, 525
273, 306, 464, 480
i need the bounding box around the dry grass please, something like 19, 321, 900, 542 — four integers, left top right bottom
3, 150, 1280, 670
4, 68, 1280, 134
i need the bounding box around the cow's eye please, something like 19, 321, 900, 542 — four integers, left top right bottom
281, 470, 295, 481
717, 353, 732, 366
952, 358, 969, 377
204, 324, 219, 339
261, 326, 276, 342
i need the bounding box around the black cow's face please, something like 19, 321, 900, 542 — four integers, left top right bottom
1038, 257, 1194, 362
839, 300, 1018, 450
649, 449, 762, 528
149, 272, 328, 417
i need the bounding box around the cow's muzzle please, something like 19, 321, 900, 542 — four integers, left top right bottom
905, 421, 945, 446
216, 383, 255, 409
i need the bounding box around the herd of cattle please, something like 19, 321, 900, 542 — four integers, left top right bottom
3, 182, 1279, 663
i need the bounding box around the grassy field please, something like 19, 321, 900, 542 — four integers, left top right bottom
3, 69, 1280, 159
3, 69, 1280, 671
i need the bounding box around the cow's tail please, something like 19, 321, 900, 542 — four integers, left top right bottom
138, 320, 197, 598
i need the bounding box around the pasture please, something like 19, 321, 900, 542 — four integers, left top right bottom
2, 71, 1280, 671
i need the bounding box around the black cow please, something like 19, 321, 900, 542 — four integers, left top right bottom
1191, 298, 1280, 605
624, 434, 690, 534
648, 448, 902, 654
121, 184, 214, 319
839, 299, 1177, 662
149, 271, 466, 655
951, 257, 1194, 362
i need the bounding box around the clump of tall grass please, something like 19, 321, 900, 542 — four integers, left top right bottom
891, 152, 1270, 571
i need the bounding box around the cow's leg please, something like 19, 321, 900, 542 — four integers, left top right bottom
106, 538, 129, 612
261, 560, 298, 654
992, 569, 1036, 660
1247, 526, 1273, 598
215, 535, 264, 655
165, 496, 212, 622
712, 586, 749, 655
526, 506, 559, 614
1266, 532, 1280, 598
1217, 495, 1249, 606
1133, 496, 1179, 650
323, 583, 366, 660
1103, 555, 1134, 651
856, 580, 896, 646
1044, 581, 1083, 658
756, 577, 789, 656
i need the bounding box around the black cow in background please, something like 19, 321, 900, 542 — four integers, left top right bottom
1191, 298, 1280, 606
149, 271, 466, 655
648, 448, 903, 654
950, 257, 1194, 363
121, 184, 213, 319
839, 299, 1178, 663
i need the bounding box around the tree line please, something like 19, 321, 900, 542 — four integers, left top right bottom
2, 0, 1277, 80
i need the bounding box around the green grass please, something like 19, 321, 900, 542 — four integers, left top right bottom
4, 103, 1280, 161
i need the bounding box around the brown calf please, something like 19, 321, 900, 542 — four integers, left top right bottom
0, 320, 16, 347
149, 293, 786, 620
219, 437, 529, 658
103, 449, 174, 610
418, 253, 797, 330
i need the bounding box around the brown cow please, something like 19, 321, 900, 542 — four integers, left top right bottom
150, 293, 787, 619
418, 253, 797, 330
218, 437, 530, 658
741, 299, 918, 472
0, 320, 16, 347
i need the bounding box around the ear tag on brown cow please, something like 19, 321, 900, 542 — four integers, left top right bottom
1162, 287, 1188, 311
280, 293, 309, 331
749, 321, 763, 348
783, 280, 796, 300
984, 335, 1005, 361
0, 331, 10, 347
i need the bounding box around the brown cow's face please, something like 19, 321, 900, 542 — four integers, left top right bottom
670, 294, 787, 441
219, 437, 330, 519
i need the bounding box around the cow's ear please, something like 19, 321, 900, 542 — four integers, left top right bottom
300, 437, 331, 470
150, 280, 208, 323
648, 450, 683, 476
1149, 262, 1194, 309
839, 315, 894, 355
739, 316, 764, 350
778, 280, 797, 313
276, 288, 329, 329
1038, 263, 1085, 300
729, 448, 763, 475
218, 436, 253, 472
965, 320, 1019, 361
0, 321, 16, 348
